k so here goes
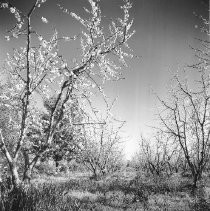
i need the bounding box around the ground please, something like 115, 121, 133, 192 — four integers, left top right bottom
1, 167, 210, 210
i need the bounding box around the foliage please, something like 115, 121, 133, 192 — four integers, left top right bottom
26, 97, 84, 169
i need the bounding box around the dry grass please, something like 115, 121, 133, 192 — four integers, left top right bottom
0, 169, 210, 210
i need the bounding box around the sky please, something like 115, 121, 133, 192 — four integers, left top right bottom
0, 0, 208, 159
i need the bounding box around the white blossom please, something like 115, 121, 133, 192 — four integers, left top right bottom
38, 36, 43, 41
61, 63, 67, 69
41, 17, 48, 23
10, 7, 16, 13
17, 23, 22, 29
5, 36, 10, 41
63, 36, 70, 41
42, 40, 47, 48
12, 33, 18, 38
1, 3, 8, 8
16, 83, 23, 91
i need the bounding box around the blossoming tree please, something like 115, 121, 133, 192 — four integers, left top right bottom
0, 0, 135, 188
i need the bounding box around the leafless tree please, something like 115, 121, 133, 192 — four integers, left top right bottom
156, 5, 209, 187
157, 68, 210, 187
139, 132, 181, 177
79, 120, 124, 179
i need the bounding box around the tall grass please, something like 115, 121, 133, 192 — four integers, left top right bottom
0, 172, 210, 210
0, 181, 82, 211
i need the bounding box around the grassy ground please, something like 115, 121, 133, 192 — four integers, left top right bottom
1, 169, 210, 210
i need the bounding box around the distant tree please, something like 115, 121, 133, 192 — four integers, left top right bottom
138, 133, 181, 177
0, 0, 135, 188
79, 120, 124, 179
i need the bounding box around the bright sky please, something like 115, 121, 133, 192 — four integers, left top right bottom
0, 0, 208, 159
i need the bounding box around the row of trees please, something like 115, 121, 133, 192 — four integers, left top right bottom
134, 14, 210, 187
0, 0, 135, 188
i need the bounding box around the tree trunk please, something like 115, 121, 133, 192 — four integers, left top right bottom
23, 167, 32, 184
23, 155, 39, 184
0, 130, 20, 188
90, 167, 98, 180
9, 163, 20, 189
193, 175, 198, 189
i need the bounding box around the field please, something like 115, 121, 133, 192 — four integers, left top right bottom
1, 167, 210, 211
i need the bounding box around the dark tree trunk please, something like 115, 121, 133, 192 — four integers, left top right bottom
23, 167, 32, 184
23, 151, 39, 184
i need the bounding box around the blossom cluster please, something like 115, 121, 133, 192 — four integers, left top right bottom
0, 2, 24, 40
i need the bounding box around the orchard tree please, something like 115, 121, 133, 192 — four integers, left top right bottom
79, 118, 125, 179
157, 71, 210, 188
139, 133, 183, 177
157, 11, 209, 188
0, 0, 135, 188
